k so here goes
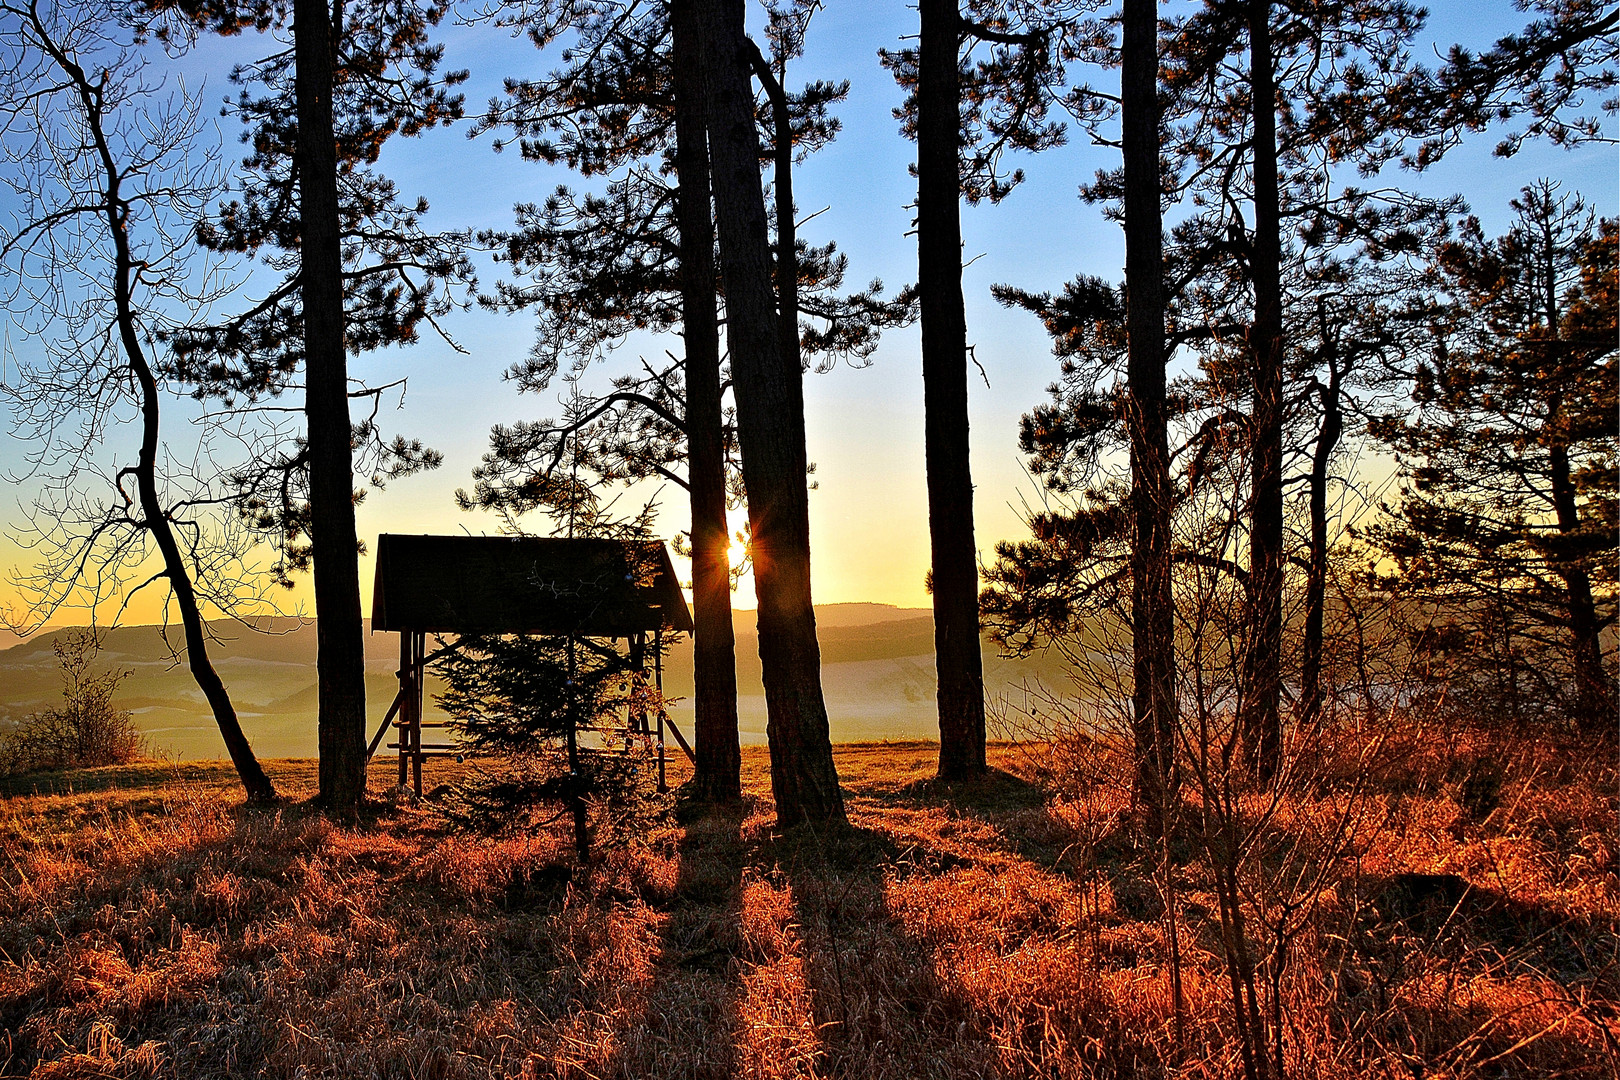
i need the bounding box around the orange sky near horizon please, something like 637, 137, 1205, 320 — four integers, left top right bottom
0, 450, 955, 644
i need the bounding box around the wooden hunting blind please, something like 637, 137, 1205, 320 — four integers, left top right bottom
369, 533, 695, 795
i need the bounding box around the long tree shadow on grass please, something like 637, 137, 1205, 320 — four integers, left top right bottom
837, 758, 1046, 814
753, 822, 1011, 1080
614, 796, 751, 1080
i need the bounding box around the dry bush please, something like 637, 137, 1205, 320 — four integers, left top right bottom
1, 631, 142, 775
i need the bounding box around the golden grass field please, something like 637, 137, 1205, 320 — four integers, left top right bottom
1, 735, 1616, 1078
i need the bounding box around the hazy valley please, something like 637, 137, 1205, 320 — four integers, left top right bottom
0, 604, 1073, 760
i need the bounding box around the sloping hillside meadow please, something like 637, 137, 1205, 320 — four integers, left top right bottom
0, 608, 1073, 760
1, 733, 1615, 1079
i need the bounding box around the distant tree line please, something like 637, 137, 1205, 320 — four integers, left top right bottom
0, 0, 1612, 834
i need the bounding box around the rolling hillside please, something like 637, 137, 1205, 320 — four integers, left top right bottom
0, 606, 1075, 760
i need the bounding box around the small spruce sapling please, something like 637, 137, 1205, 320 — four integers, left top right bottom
432, 539, 675, 855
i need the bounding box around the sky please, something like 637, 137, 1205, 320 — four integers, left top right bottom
0, 0, 1614, 640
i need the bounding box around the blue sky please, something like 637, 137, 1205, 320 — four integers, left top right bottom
0, 0, 1614, 635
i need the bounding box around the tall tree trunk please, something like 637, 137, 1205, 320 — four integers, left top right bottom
71, 33, 278, 805
1239, 0, 1284, 784
672, 0, 741, 801
1122, 0, 1176, 823
746, 43, 801, 373
1301, 334, 1343, 731
296, 0, 368, 812
565, 636, 589, 855
691, 0, 845, 829
919, 0, 987, 781
1548, 437, 1612, 728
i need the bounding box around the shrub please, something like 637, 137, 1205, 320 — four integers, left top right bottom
0, 630, 143, 773
434, 631, 672, 855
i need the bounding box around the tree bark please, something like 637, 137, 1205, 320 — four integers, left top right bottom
746, 42, 802, 374
66, 27, 278, 805
919, 0, 988, 781
671, 0, 741, 801
691, 0, 845, 829
1549, 437, 1612, 728
296, 0, 368, 812
1301, 331, 1343, 731
1122, 0, 1177, 822
1239, 0, 1284, 784
125, 294, 279, 807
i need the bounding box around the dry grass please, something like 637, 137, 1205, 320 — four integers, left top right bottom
1, 737, 1615, 1078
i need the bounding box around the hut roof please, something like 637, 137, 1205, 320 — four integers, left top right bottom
371, 534, 693, 636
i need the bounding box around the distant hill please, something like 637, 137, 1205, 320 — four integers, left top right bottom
0, 607, 1074, 760
796, 603, 933, 627
0, 616, 402, 666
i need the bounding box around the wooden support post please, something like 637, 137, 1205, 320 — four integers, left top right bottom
655, 627, 666, 792
412, 630, 425, 797
367, 687, 405, 761
663, 713, 696, 763
398, 630, 411, 789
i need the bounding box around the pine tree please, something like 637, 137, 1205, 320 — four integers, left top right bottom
693, 0, 844, 827
672, 0, 741, 801
1120, 0, 1175, 823
434, 511, 673, 858
470, 0, 907, 807
883, 0, 1073, 781
1369, 184, 1617, 729
989, 0, 1449, 786
140, 0, 472, 811
1159, 0, 1432, 779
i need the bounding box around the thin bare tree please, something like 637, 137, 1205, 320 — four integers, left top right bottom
0, 0, 275, 801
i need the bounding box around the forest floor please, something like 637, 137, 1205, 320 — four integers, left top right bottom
1, 734, 1616, 1078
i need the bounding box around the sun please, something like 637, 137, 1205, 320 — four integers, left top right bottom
728, 535, 749, 568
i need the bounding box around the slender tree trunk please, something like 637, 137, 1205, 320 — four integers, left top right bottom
296, 0, 368, 812
1123, 0, 1177, 825
1214, 847, 1270, 1080
74, 39, 277, 805
919, 0, 987, 781
746, 43, 801, 373
1539, 251, 1609, 730
1239, 0, 1284, 783
692, 0, 845, 829
1548, 437, 1612, 728
128, 337, 278, 806
672, 0, 741, 801
1301, 343, 1343, 731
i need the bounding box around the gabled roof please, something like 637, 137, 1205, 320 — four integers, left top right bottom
371, 534, 693, 636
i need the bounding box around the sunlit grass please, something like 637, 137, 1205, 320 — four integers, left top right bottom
1, 738, 1614, 1078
